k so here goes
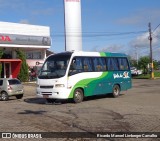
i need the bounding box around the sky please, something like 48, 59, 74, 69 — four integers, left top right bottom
0, 0, 160, 60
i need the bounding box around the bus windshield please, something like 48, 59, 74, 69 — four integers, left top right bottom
38, 54, 71, 79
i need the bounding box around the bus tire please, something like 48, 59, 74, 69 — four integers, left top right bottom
16, 94, 23, 99
73, 88, 84, 103
112, 85, 120, 98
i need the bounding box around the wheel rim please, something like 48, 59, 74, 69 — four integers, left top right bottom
1, 93, 7, 100
114, 86, 119, 96
75, 91, 82, 102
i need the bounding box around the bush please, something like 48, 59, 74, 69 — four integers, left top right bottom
16, 50, 29, 82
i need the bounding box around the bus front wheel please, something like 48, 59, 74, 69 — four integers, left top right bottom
73, 88, 84, 103
112, 85, 120, 98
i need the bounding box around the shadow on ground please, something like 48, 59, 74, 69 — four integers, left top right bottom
17, 110, 47, 115
23, 93, 124, 105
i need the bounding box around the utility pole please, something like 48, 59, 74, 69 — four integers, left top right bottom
135, 46, 138, 66
148, 22, 154, 79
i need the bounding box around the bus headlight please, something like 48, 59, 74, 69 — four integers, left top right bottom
55, 84, 65, 87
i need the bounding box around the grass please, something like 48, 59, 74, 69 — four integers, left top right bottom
132, 71, 160, 79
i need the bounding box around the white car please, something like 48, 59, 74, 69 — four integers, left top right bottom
0, 78, 24, 101
131, 67, 142, 76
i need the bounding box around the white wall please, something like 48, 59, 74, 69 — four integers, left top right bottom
0, 21, 51, 68
0, 22, 50, 36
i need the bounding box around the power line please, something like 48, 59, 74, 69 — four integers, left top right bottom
51, 30, 147, 38
153, 23, 160, 33
152, 34, 160, 40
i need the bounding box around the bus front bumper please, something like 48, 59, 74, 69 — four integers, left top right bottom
36, 87, 71, 99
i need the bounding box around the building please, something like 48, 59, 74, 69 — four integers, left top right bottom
0, 21, 51, 78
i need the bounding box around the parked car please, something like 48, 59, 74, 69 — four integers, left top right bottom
0, 78, 24, 101
131, 67, 142, 76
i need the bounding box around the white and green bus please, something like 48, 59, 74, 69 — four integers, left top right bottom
36, 51, 132, 103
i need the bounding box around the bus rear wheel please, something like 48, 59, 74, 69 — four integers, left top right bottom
112, 85, 120, 98
73, 88, 84, 103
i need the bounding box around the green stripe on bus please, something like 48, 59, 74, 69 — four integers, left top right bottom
68, 71, 113, 98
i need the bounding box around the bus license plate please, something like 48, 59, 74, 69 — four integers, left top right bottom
43, 95, 49, 98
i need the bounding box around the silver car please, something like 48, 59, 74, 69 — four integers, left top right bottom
131, 67, 142, 76
0, 78, 24, 101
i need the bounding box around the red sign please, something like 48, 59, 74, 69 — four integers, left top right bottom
0, 35, 11, 42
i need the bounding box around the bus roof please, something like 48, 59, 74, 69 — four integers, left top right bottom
47, 51, 128, 59
72, 51, 127, 57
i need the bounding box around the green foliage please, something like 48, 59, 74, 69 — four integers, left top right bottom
138, 56, 150, 74
153, 60, 159, 70
133, 72, 160, 79
0, 50, 3, 58
130, 59, 138, 68
154, 71, 160, 77
127, 56, 138, 68
16, 50, 29, 82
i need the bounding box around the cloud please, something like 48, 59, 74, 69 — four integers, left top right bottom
31, 8, 54, 16
129, 27, 160, 48
129, 32, 149, 48
128, 27, 160, 60
91, 27, 160, 60
19, 19, 30, 24
116, 8, 160, 26
93, 44, 131, 55
0, 0, 26, 10
0, 0, 54, 16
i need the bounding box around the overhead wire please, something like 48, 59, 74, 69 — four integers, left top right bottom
153, 24, 160, 33
51, 30, 147, 38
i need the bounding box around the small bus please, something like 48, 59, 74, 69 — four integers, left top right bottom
36, 51, 132, 103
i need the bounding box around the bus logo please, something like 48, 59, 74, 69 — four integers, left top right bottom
113, 71, 130, 79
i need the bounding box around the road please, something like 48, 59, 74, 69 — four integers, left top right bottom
0, 79, 160, 141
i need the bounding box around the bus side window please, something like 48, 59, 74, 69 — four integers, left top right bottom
106, 58, 112, 70
100, 58, 106, 71
118, 58, 129, 70
106, 57, 119, 71
93, 57, 106, 72
84, 64, 89, 71
83, 57, 93, 72
69, 57, 83, 76
69, 59, 76, 76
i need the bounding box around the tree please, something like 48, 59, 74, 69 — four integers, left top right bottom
138, 56, 150, 75
0, 50, 3, 58
16, 50, 29, 82
153, 60, 159, 70
127, 56, 138, 68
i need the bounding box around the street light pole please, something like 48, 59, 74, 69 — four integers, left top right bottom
148, 22, 154, 79
135, 46, 138, 66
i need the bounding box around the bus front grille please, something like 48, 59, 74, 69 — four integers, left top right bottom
40, 86, 53, 89
41, 92, 52, 94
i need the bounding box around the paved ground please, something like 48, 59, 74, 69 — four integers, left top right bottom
0, 79, 160, 141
